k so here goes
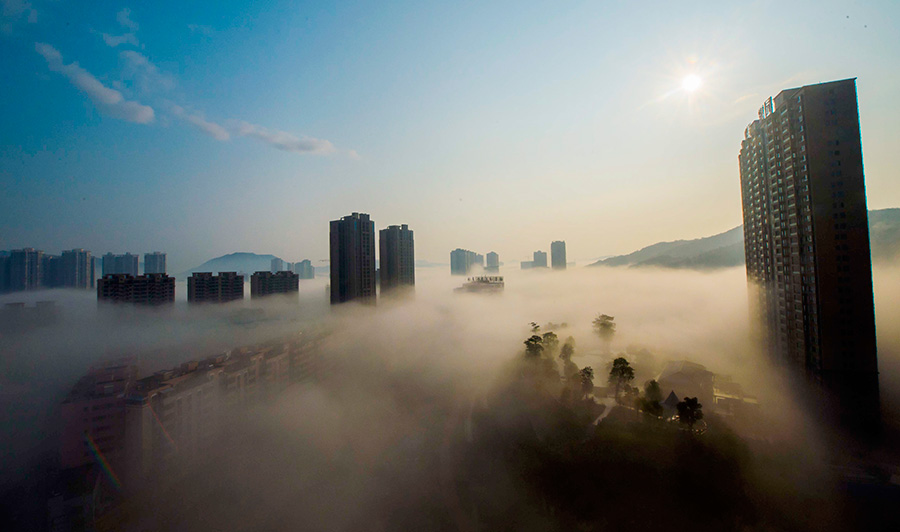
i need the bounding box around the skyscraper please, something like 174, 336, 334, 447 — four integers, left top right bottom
330, 213, 376, 304
551, 241, 567, 270
61, 249, 92, 288
271, 257, 285, 273
532, 250, 548, 268
738, 78, 878, 421
143, 252, 166, 274
294, 259, 315, 279
188, 272, 245, 303
9, 248, 42, 291
486, 251, 500, 273
450, 248, 479, 275
103, 253, 139, 276
379, 224, 415, 294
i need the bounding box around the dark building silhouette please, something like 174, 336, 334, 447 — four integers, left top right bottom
41, 254, 62, 288
61, 249, 92, 288
97, 273, 175, 305
143, 252, 166, 274
330, 212, 376, 304
294, 259, 315, 279
188, 272, 245, 303
0, 252, 9, 292
9, 248, 42, 291
551, 241, 567, 270
379, 224, 415, 294
532, 250, 548, 268
250, 271, 299, 298
102, 253, 139, 276
739, 78, 878, 422
486, 251, 500, 273
450, 248, 479, 275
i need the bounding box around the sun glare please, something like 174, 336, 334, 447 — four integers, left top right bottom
682, 74, 702, 93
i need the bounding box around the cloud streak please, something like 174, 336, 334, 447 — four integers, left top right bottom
169, 103, 230, 141
35, 42, 155, 124
236, 121, 336, 155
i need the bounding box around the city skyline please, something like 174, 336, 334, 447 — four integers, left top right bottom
3, 2, 900, 274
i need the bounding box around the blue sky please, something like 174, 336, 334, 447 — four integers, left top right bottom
2, 0, 900, 272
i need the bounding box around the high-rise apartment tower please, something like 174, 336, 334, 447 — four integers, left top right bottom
551, 241, 567, 270
143, 252, 166, 274
330, 213, 376, 304
379, 224, 415, 294
738, 78, 878, 421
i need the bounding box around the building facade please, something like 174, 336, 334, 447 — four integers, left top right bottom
143, 252, 166, 274
450, 248, 479, 276
379, 224, 415, 294
486, 251, 500, 273
294, 259, 315, 279
102, 253, 139, 276
532, 250, 548, 268
97, 274, 175, 305
270, 258, 285, 273
9, 248, 43, 291
738, 78, 878, 421
250, 271, 299, 298
62, 249, 93, 288
330, 212, 376, 303
551, 241, 567, 270
187, 272, 245, 303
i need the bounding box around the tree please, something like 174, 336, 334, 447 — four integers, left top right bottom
524, 335, 544, 358
676, 397, 704, 431
529, 322, 541, 334
593, 314, 616, 353
541, 332, 559, 358
579, 367, 594, 398
640, 380, 663, 417
559, 337, 578, 380
607, 357, 634, 403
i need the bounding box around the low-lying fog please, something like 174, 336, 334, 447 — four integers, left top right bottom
2, 264, 899, 529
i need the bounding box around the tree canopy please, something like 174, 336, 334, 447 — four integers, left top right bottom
608, 357, 634, 402
593, 314, 616, 352
677, 397, 704, 431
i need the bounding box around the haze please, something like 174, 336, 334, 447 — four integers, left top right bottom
3, 1, 900, 271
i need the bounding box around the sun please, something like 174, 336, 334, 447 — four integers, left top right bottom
682, 74, 702, 93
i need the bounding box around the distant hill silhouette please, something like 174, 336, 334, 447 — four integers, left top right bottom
180, 252, 283, 279
590, 208, 900, 270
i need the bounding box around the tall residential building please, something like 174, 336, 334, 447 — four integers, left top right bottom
143, 252, 167, 274
97, 273, 175, 305
0, 252, 9, 292
250, 271, 299, 298
61, 249, 92, 288
379, 224, 415, 294
294, 259, 315, 279
450, 248, 479, 275
533, 250, 548, 268
738, 78, 878, 421
271, 257, 285, 273
9, 248, 42, 291
102, 253, 139, 276
330, 212, 376, 304
486, 251, 500, 273
188, 272, 245, 303
41, 254, 62, 288
551, 241, 567, 270
91, 257, 101, 288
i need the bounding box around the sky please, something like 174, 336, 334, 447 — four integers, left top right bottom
1, 0, 899, 273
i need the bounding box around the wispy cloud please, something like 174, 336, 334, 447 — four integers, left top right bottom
35, 42, 154, 124
1, 0, 38, 34
120, 50, 174, 92
235, 121, 336, 155
168, 103, 230, 141
187, 24, 214, 36
101, 32, 139, 47
116, 8, 138, 31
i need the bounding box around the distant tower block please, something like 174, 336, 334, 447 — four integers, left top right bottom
551, 241, 566, 270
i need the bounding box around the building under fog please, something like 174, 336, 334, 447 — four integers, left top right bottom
294, 259, 315, 279
102, 253, 139, 276
97, 273, 175, 305
739, 78, 878, 421
270, 257, 285, 272
188, 272, 245, 303
250, 270, 299, 298
551, 241, 567, 270
379, 224, 415, 294
143, 252, 166, 274
8, 248, 43, 291
450, 248, 480, 275
330, 212, 376, 304
532, 250, 548, 268
486, 251, 499, 273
